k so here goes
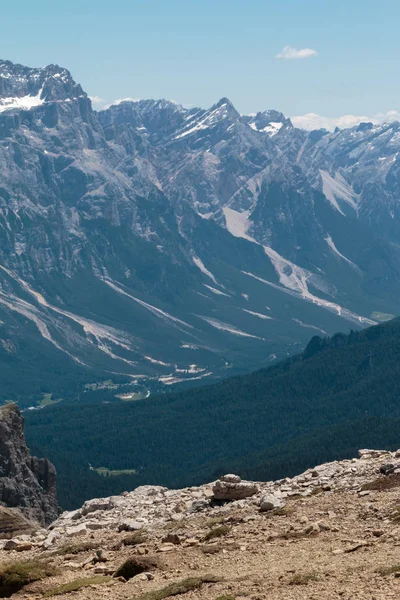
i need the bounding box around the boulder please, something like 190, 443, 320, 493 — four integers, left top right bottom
358, 449, 391, 459
212, 478, 258, 501
379, 463, 400, 475
65, 524, 87, 537
81, 498, 114, 516
118, 519, 145, 532
259, 493, 285, 512
4, 538, 33, 551
187, 499, 210, 513
220, 474, 242, 484
43, 531, 60, 549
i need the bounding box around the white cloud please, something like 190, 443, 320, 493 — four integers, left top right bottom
102, 97, 142, 110
89, 96, 104, 105
276, 46, 318, 60
291, 110, 400, 131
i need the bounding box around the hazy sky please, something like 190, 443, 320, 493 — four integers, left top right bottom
2, 0, 399, 129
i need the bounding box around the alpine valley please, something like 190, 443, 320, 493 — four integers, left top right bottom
1, 59, 400, 406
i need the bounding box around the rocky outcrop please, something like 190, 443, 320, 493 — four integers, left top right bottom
0, 506, 38, 539
3, 449, 400, 600
212, 475, 258, 501
0, 404, 58, 526
46, 448, 397, 540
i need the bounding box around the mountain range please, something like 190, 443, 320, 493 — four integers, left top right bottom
1, 59, 400, 405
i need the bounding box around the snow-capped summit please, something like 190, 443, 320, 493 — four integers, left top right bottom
0, 60, 85, 112
243, 109, 292, 135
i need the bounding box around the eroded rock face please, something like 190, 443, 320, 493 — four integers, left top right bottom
0, 404, 58, 526
212, 475, 259, 501
0, 506, 38, 540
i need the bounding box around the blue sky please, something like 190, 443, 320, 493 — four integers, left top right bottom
2, 0, 399, 128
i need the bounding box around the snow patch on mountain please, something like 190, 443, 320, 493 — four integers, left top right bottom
292, 318, 327, 335
203, 284, 230, 297
193, 256, 219, 285
242, 308, 272, 320
325, 234, 360, 271
249, 121, 283, 136
223, 207, 253, 241
320, 170, 358, 215
196, 315, 264, 339
103, 278, 194, 332
174, 101, 233, 140
0, 88, 44, 113
242, 270, 375, 327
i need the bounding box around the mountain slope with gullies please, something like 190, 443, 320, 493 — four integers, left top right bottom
25, 318, 400, 510
1, 60, 400, 405
2, 449, 400, 599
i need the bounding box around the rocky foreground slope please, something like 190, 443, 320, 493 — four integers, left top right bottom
2, 449, 400, 598
0, 404, 58, 526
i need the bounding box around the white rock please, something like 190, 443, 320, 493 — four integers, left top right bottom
118, 519, 145, 532
259, 493, 285, 512
43, 531, 61, 549
65, 524, 87, 537
213, 479, 258, 501
81, 498, 114, 516
220, 474, 242, 484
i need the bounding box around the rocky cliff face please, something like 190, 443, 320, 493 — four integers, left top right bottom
0, 404, 58, 525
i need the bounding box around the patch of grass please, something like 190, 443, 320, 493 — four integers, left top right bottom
134, 575, 221, 600
123, 530, 148, 546
371, 311, 395, 322
215, 595, 235, 600
376, 564, 400, 576
361, 475, 400, 492
203, 525, 230, 542
163, 519, 188, 532
0, 403, 18, 417
40, 393, 62, 408
53, 540, 98, 555
0, 560, 57, 598
113, 530, 148, 550
288, 572, 319, 586
43, 576, 112, 597
114, 556, 158, 581
271, 506, 295, 517
94, 467, 137, 477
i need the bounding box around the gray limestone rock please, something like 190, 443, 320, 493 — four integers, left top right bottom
0, 404, 58, 526
259, 494, 285, 512
212, 478, 258, 501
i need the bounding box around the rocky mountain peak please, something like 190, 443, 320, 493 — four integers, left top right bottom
0, 59, 85, 112
243, 108, 292, 135
212, 96, 241, 119
0, 404, 58, 526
